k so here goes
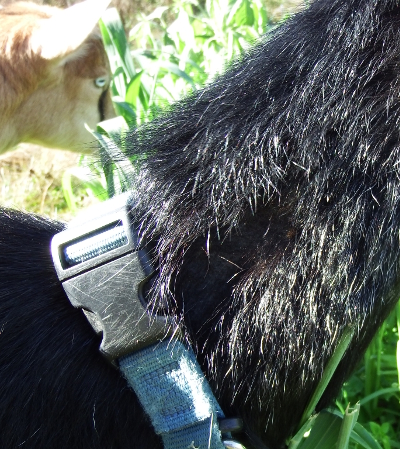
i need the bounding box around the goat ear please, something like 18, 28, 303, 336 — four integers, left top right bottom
30, 0, 112, 60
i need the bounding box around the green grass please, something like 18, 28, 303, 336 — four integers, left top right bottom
337, 305, 400, 448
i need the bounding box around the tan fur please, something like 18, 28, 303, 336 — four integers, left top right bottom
0, 0, 114, 153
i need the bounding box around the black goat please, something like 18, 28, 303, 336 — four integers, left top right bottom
2, 0, 400, 448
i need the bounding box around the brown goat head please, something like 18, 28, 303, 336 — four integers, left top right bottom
0, 0, 114, 154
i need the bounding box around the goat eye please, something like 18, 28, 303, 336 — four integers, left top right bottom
94, 77, 107, 88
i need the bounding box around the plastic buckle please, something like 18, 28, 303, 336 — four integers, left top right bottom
51, 193, 175, 363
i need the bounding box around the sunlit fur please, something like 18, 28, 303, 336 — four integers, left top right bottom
1, 0, 400, 448
126, 0, 400, 445
0, 1, 114, 153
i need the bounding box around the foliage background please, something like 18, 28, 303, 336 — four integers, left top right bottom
0, 0, 301, 220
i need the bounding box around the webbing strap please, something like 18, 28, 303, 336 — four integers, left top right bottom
119, 340, 226, 449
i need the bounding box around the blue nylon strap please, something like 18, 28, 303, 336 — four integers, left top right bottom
119, 340, 226, 449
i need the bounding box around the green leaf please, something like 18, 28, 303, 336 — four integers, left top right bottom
350, 423, 383, 449
96, 116, 129, 141
336, 403, 360, 449
287, 414, 318, 449
100, 8, 135, 81
227, 0, 254, 27
146, 6, 169, 21
112, 99, 136, 123
298, 326, 355, 429
293, 411, 342, 449
397, 301, 400, 385
62, 167, 107, 207
61, 170, 77, 213
251, 0, 268, 34
125, 71, 144, 107
359, 387, 400, 406
159, 61, 196, 87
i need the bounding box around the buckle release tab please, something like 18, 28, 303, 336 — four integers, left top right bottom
51, 193, 175, 362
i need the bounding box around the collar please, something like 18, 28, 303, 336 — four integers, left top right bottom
51, 193, 245, 449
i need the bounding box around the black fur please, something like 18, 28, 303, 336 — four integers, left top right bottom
2, 0, 400, 447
